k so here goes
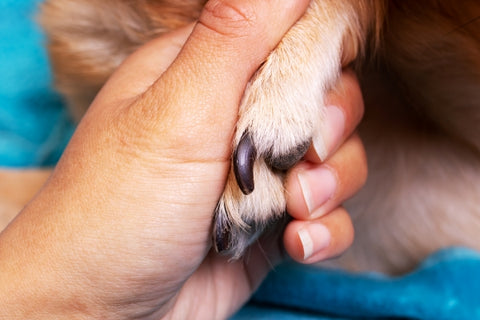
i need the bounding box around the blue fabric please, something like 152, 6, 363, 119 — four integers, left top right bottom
233, 248, 480, 319
2, 1, 479, 319
0, 0, 74, 167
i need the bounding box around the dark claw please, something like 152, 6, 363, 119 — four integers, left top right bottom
214, 228, 230, 253
213, 204, 288, 258
233, 132, 257, 195
265, 140, 310, 171
213, 209, 231, 253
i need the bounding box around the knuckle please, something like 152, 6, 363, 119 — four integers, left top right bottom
200, 0, 258, 38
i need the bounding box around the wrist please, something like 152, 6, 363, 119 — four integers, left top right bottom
0, 205, 106, 319
0, 189, 176, 320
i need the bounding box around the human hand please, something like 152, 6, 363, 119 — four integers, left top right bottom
283, 68, 366, 263
0, 0, 366, 319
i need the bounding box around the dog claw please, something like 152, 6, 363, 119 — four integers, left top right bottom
265, 140, 310, 171
213, 220, 231, 253
233, 132, 256, 195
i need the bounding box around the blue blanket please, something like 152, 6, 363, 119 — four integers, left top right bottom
2, 1, 479, 319
233, 248, 480, 319
0, 0, 74, 167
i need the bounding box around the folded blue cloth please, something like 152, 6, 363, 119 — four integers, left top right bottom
2, 1, 478, 319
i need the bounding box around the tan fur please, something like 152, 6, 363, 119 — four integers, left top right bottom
38, 0, 207, 120
1, 0, 479, 274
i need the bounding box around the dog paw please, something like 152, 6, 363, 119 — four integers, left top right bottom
211, 1, 358, 258
212, 128, 308, 258
212, 48, 327, 258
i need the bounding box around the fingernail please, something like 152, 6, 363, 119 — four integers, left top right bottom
298, 223, 331, 260
297, 166, 336, 216
313, 106, 345, 161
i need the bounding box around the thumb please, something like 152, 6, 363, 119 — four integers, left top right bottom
120, 0, 311, 161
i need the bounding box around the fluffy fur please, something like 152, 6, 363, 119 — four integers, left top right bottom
2, 0, 478, 274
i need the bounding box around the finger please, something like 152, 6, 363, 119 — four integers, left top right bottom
307, 69, 364, 162
136, 0, 311, 159
283, 206, 354, 264
286, 134, 367, 220
162, 0, 311, 108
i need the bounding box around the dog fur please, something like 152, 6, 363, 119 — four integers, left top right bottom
2, 0, 478, 275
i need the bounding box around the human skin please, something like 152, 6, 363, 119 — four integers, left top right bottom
0, 0, 366, 319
